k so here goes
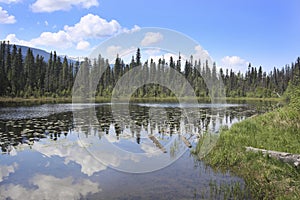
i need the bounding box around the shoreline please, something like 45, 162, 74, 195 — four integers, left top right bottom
0, 96, 282, 103
197, 105, 300, 199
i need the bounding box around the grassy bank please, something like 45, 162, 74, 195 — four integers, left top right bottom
195, 105, 300, 199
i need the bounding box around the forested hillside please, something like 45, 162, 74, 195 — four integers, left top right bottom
0, 41, 299, 99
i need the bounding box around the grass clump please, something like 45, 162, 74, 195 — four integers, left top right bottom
195, 101, 300, 199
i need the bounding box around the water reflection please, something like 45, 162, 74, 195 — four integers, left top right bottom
0, 104, 253, 155
0, 174, 100, 200
0, 102, 264, 199
0, 163, 18, 182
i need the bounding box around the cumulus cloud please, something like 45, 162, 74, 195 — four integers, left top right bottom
107, 47, 185, 66
4, 34, 34, 47
0, 7, 16, 24
148, 52, 179, 65
221, 56, 249, 72
4, 14, 123, 51
193, 45, 211, 63
31, 30, 73, 49
64, 14, 121, 41
222, 56, 247, 66
123, 25, 141, 33
31, 0, 99, 12
76, 40, 90, 50
3, 13, 140, 55
0, 174, 100, 199
104, 45, 137, 62
106, 45, 122, 57
141, 32, 163, 46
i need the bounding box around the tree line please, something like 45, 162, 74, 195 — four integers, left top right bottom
0, 41, 299, 99
0, 41, 76, 97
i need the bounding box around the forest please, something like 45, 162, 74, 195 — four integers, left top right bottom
0, 41, 299, 99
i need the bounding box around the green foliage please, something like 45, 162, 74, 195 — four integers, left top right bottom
284, 58, 300, 110
0, 41, 299, 102
196, 105, 300, 199
284, 82, 300, 111
0, 41, 73, 98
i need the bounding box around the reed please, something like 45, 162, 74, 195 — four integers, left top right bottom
195, 105, 300, 199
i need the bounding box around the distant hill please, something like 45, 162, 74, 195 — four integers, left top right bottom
15, 44, 51, 62
14, 44, 76, 63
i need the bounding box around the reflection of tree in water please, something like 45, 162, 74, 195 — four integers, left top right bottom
0, 104, 265, 154
0, 112, 73, 154
170, 138, 179, 158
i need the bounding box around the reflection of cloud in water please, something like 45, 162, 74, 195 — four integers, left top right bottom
0, 163, 18, 182
79, 132, 136, 168
81, 133, 188, 173
105, 133, 120, 143
0, 174, 100, 200
32, 139, 106, 176
140, 141, 161, 154
6, 146, 18, 156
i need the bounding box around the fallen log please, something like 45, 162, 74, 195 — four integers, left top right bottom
246, 146, 300, 168
149, 135, 167, 153
180, 135, 192, 148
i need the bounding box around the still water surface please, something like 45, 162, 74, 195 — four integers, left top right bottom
0, 101, 267, 199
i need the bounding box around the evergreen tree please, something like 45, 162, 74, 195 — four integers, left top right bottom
24, 48, 35, 96
136, 48, 141, 67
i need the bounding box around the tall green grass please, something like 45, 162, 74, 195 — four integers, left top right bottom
195, 105, 300, 199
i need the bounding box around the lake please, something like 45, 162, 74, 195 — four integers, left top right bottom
0, 101, 272, 199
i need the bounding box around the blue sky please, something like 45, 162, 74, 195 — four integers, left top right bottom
0, 0, 299, 72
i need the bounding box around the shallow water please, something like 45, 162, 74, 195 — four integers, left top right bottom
0, 102, 260, 199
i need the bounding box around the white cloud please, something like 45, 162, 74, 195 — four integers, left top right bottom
0, 7, 16, 24
105, 47, 185, 66
31, 0, 99, 12
4, 14, 124, 51
76, 40, 90, 50
143, 48, 187, 68
222, 56, 246, 66
221, 56, 249, 72
0, 174, 100, 200
31, 30, 73, 49
141, 32, 163, 46
193, 45, 210, 62
123, 25, 141, 33
0, 0, 21, 4
44, 20, 48, 26
148, 52, 179, 65
4, 34, 34, 47
104, 45, 137, 62
64, 14, 121, 41
106, 45, 122, 57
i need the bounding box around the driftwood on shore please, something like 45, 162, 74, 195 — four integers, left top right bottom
246, 146, 300, 168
